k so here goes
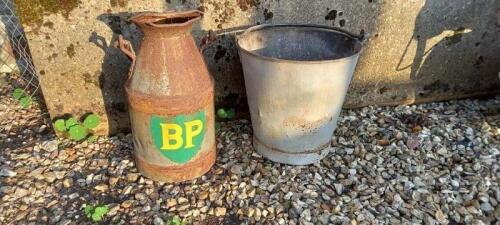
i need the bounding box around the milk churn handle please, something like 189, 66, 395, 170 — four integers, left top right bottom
116, 35, 136, 63
114, 35, 136, 79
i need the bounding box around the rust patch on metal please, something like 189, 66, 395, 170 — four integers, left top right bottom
135, 144, 216, 182
125, 86, 214, 116
283, 116, 332, 133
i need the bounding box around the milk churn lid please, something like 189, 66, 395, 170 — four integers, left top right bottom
129, 10, 203, 28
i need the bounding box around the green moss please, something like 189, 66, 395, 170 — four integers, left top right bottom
14, 0, 80, 28
110, 0, 128, 7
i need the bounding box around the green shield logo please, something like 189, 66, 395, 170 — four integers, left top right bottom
150, 111, 206, 164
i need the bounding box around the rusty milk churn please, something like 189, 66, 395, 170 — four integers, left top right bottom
116, 10, 215, 182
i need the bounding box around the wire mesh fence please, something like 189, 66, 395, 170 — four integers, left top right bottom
0, 0, 39, 107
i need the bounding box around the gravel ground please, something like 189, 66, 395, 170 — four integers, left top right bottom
1, 79, 499, 224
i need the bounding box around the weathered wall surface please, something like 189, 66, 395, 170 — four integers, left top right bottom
16, 0, 500, 135
15, 0, 167, 135
349, 0, 500, 107
0, 21, 16, 73
0, 4, 19, 74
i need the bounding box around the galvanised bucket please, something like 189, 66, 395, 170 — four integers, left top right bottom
236, 24, 363, 165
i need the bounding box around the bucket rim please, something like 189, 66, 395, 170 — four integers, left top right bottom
236, 24, 363, 64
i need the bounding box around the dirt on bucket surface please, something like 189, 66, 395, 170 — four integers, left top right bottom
0, 76, 499, 224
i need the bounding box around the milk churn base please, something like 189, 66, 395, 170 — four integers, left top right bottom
135, 145, 216, 182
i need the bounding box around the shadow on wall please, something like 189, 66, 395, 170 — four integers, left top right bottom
88, 12, 142, 134
92, 9, 225, 133
396, 0, 499, 101
0, 0, 53, 129
93, 8, 255, 124
0, 0, 43, 95
91, 0, 377, 130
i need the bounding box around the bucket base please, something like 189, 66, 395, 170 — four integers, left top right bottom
135, 145, 216, 182
253, 137, 331, 165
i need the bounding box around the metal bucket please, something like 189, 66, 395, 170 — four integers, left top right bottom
236, 24, 363, 165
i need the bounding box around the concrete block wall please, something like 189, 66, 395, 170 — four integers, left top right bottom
15, 0, 500, 135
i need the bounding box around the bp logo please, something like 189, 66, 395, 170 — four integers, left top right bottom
150, 111, 206, 164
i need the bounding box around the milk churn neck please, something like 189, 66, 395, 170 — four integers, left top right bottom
129, 10, 203, 37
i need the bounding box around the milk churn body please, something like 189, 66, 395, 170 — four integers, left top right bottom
120, 11, 215, 182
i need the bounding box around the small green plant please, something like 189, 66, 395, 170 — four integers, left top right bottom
87, 135, 98, 143
167, 216, 187, 225
83, 204, 109, 222
54, 113, 100, 141
216, 107, 236, 119
12, 88, 32, 108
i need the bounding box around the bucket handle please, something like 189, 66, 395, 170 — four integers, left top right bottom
114, 35, 136, 78
235, 24, 365, 43
328, 27, 365, 43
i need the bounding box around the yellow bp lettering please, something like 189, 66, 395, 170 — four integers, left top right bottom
160, 123, 183, 150
184, 120, 203, 148
151, 111, 206, 163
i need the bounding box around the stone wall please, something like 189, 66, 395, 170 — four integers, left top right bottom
16, 0, 500, 135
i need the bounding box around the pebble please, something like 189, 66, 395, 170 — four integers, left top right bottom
166, 199, 177, 208
334, 183, 344, 195
94, 184, 109, 192
300, 209, 311, 221
109, 177, 119, 187
0, 167, 16, 177
215, 207, 226, 217
0, 85, 498, 225
230, 165, 243, 175
436, 148, 447, 155
62, 178, 72, 188
153, 216, 165, 225
177, 197, 188, 204
13, 188, 28, 198
121, 200, 134, 208
44, 172, 57, 183
424, 214, 437, 225
435, 209, 447, 224
68, 193, 79, 199
480, 202, 493, 212
198, 191, 208, 200
38, 125, 47, 133
41, 140, 58, 152
107, 204, 120, 216
126, 173, 140, 182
